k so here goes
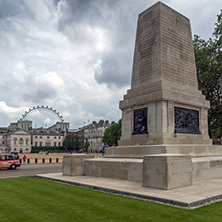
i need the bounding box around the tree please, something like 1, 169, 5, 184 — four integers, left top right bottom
193, 10, 222, 143
102, 119, 122, 146
84, 138, 90, 153
63, 134, 79, 151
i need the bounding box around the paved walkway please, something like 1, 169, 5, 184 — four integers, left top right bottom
35, 173, 222, 209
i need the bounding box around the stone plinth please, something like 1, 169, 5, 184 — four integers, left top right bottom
84, 158, 143, 182
104, 144, 222, 159
143, 154, 192, 189
192, 156, 222, 182
63, 154, 93, 176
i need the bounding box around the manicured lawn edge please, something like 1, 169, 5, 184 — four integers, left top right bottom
1, 177, 222, 222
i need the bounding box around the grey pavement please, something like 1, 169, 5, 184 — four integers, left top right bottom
0, 164, 62, 178
35, 173, 222, 209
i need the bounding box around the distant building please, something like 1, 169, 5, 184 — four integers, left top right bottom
0, 127, 8, 133
84, 120, 112, 152
0, 120, 68, 153
0, 118, 115, 154
0, 129, 31, 153
65, 129, 84, 151
48, 122, 69, 132
17, 120, 32, 131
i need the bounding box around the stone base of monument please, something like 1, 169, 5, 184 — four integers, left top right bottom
104, 145, 222, 158
84, 158, 143, 182
142, 154, 193, 190
62, 149, 222, 190
192, 156, 222, 182
62, 2, 222, 190
63, 154, 94, 176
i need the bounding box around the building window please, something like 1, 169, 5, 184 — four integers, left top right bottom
26, 140, 28, 145
19, 139, 23, 144
58, 142, 61, 147
35, 142, 38, 146
54, 136, 56, 139
54, 142, 57, 147
40, 136, 42, 139
14, 141, 16, 145
47, 136, 50, 139
45, 142, 51, 147
35, 136, 38, 139
26, 148, 29, 152
40, 142, 42, 147
14, 148, 17, 151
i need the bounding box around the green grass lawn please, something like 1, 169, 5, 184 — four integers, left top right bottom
0, 177, 222, 222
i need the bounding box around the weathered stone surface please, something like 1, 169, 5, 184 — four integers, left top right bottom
104, 145, 222, 159
63, 154, 93, 176
84, 158, 143, 182
192, 157, 222, 182
143, 154, 192, 189
131, 2, 197, 89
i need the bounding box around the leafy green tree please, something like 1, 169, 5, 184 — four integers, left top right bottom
63, 134, 79, 151
84, 138, 90, 153
193, 10, 222, 143
102, 119, 122, 146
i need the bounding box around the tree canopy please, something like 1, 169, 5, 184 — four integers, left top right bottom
63, 133, 80, 151
193, 10, 222, 142
84, 138, 90, 153
102, 119, 122, 147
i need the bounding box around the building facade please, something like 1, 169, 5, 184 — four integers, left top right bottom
65, 129, 84, 151
0, 119, 114, 153
31, 133, 64, 148
0, 120, 68, 153
0, 129, 31, 153
84, 120, 111, 152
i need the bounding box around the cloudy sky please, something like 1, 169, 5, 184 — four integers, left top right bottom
0, 0, 221, 129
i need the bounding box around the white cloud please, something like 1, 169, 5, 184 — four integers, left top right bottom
0, 102, 26, 124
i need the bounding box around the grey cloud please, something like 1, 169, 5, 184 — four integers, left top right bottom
94, 52, 132, 87
0, 0, 36, 20
23, 83, 57, 104
0, 0, 24, 18
57, 0, 138, 88
58, 0, 119, 27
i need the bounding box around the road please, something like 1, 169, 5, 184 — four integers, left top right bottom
0, 163, 62, 178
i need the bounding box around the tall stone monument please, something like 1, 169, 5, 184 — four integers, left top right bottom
105, 1, 212, 158
64, 2, 222, 190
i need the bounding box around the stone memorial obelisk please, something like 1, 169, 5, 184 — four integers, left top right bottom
65, 2, 222, 190
105, 1, 212, 158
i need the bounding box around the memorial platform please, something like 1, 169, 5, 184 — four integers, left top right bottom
60, 2, 222, 192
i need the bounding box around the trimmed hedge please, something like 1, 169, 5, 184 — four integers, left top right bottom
31, 146, 65, 153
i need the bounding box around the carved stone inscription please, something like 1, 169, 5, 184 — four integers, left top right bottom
133, 108, 148, 135
174, 107, 200, 134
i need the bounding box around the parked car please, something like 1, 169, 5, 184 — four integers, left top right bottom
0, 154, 20, 170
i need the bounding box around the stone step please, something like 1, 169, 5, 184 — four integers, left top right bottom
104, 145, 222, 158
84, 158, 143, 182
84, 155, 222, 184
192, 156, 222, 182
